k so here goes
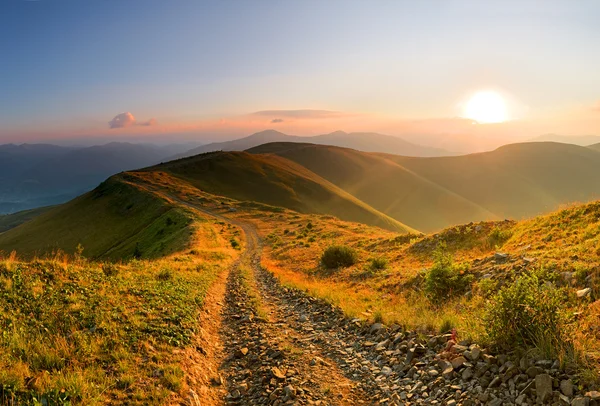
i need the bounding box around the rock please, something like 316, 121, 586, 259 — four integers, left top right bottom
577, 288, 592, 298
380, 366, 393, 376
284, 385, 296, 398
585, 391, 600, 400
494, 252, 508, 262
451, 356, 467, 370
462, 367, 473, 381
526, 365, 544, 378
236, 347, 249, 358
561, 379, 574, 397
211, 374, 223, 386
271, 367, 286, 380
370, 323, 386, 334
535, 373, 553, 403
572, 398, 590, 406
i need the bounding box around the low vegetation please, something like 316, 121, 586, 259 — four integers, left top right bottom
422, 243, 472, 301
485, 268, 573, 357
320, 245, 358, 269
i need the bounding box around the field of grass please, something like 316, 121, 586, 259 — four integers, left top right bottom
0, 212, 241, 405
0, 206, 55, 233
0, 176, 197, 260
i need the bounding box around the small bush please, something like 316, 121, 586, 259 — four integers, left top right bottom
102, 263, 119, 277
423, 243, 472, 300
485, 268, 571, 350
321, 245, 358, 269
369, 257, 388, 272
157, 268, 173, 281
230, 238, 240, 249
487, 226, 512, 248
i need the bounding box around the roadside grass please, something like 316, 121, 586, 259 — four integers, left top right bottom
0, 214, 240, 405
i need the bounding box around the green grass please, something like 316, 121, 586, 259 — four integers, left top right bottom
0, 177, 195, 260
0, 252, 230, 405
0, 206, 55, 233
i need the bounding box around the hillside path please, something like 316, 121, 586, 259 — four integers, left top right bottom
164, 196, 407, 404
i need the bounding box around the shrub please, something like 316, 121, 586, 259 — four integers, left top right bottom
487, 226, 512, 248
230, 238, 240, 249
157, 268, 173, 281
369, 257, 388, 272
321, 245, 358, 269
102, 263, 119, 277
423, 243, 472, 300
485, 268, 571, 350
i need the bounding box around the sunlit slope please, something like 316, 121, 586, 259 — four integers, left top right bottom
248, 143, 497, 232
0, 176, 194, 259
147, 151, 415, 233
387, 142, 600, 220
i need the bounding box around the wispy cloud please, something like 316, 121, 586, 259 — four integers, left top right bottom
252, 109, 357, 120
271, 118, 284, 123
109, 112, 157, 129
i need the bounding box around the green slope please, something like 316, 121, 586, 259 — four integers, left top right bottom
386, 142, 600, 221
0, 176, 194, 259
248, 143, 497, 232
0, 206, 55, 233
148, 151, 415, 233
250, 141, 600, 232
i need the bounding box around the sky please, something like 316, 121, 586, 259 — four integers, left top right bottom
1, 0, 599, 147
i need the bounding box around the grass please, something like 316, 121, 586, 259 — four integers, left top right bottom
0, 203, 241, 405
0, 206, 55, 233
0, 176, 196, 260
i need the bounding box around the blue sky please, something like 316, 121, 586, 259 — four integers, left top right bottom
1, 0, 599, 143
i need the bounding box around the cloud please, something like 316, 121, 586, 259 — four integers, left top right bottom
271, 118, 284, 123
593, 101, 600, 112
109, 113, 157, 129
140, 118, 158, 126
252, 109, 356, 120
109, 112, 136, 129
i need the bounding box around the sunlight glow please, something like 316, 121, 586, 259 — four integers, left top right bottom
463, 91, 509, 123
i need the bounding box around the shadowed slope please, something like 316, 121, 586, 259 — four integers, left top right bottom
147, 151, 415, 233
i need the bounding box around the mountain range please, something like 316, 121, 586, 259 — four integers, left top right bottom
172, 129, 453, 159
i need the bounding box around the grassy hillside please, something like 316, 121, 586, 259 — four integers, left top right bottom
234, 198, 600, 381
147, 151, 415, 233
388, 142, 600, 220
249, 142, 496, 232
0, 218, 240, 405
0, 176, 195, 260
0, 206, 54, 233
252, 141, 600, 231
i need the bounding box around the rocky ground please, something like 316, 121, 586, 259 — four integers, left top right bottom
182, 203, 597, 405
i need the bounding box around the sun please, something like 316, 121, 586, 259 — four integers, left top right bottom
463, 91, 508, 123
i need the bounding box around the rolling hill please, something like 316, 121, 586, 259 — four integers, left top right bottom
248, 142, 496, 232
174, 129, 451, 159
148, 151, 414, 233
0, 175, 195, 259
250, 141, 600, 232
